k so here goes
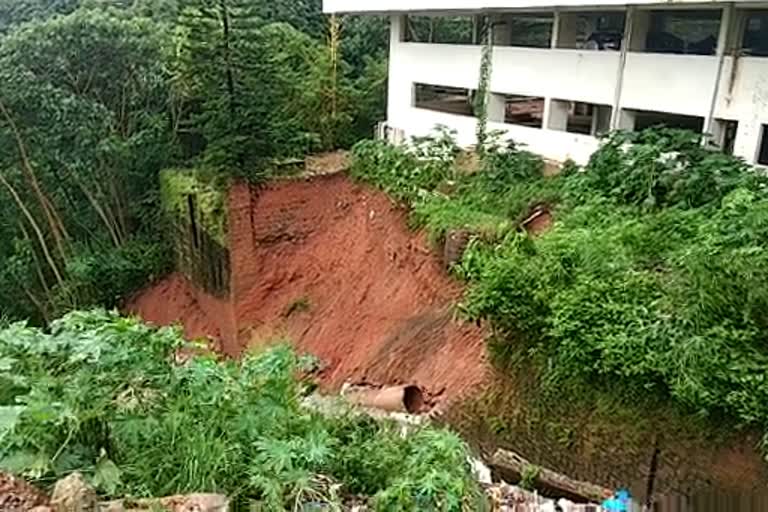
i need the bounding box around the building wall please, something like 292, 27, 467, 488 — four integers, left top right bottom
383, 11, 768, 166
325, 0, 760, 14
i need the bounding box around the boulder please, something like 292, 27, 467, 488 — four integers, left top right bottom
51, 472, 97, 512
100, 493, 229, 512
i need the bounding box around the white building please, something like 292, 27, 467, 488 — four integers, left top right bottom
324, 0, 768, 166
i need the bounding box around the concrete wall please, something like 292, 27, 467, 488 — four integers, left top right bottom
382, 11, 768, 166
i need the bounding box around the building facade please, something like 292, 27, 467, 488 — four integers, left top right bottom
324, 0, 768, 166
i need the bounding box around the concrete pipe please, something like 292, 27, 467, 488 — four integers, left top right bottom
345, 385, 425, 414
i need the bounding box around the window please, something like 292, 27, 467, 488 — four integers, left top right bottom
572, 102, 612, 135
758, 125, 768, 166
547, 100, 612, 135
645, 10, 721, 55
495, 14, 554, 48
743, 11, 768, 57
503, 95, 545, 128
633, 110, 705, 132
555, 12, 626, 51
405, 15, 477, 44
413, 83, 474, 117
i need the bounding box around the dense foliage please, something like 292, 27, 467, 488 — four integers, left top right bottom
351, 128, 768, 442
0, 1, 388, 324
0, 310, 481, 510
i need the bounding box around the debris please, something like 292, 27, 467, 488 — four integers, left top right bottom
470, 457, 493, 485
99, 494, 229, 512
491, 449, 611, 504
443, 229, 472, 268
0, 471, 50, 512
51, 472, 97, 512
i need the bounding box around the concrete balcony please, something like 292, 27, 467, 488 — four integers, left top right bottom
621, 53, 721, 117
395, 43, 620, 106
492, 47, 620, 105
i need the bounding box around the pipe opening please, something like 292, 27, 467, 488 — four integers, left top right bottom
403, 385, 425, 414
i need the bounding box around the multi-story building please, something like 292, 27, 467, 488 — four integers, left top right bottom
324, 0, 768, 166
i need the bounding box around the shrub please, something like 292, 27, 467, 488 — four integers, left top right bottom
0, 311, 479, 510
351, 127, 768, 443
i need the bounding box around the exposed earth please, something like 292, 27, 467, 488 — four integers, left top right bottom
128, 172, 768, 498
129, 173, 488, 403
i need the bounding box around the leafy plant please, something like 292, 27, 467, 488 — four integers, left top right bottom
0, 311, 480, 510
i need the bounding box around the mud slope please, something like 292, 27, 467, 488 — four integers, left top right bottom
130, 173, 487, 400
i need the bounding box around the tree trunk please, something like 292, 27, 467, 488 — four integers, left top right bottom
218, 0, 237, 119
0, 99, 70, 261
0, 173, 65, 287
18, 220, 52, 299
73, 172, 122, 247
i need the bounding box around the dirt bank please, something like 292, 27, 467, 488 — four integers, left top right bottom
129, 173, 488, 401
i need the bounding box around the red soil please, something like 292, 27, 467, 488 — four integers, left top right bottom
129, 173, 488, 402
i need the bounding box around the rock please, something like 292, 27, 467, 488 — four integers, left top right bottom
159, 493, 229, 512
101, 494, 229, 512
51, 472, 97, 512
29, 507, 54, 512
0, 471, 50, 512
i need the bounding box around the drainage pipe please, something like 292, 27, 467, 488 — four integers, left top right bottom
344, 385, 425, 414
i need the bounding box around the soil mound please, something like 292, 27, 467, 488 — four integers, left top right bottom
129, 173, 487, 401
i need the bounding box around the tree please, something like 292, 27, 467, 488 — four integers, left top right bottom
174, 0, 324, 170
0, 7, 175, 320
0, 0, 79, 34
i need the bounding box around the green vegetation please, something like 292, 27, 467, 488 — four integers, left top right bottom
0, 310, 482, 510
159, 169, 229, 245
351, 128, 768, 446
0, 0, 388, 325
284, 296, 312, 317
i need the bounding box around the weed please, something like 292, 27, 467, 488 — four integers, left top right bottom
519, 465, 540, 491
284, 296, 312, 317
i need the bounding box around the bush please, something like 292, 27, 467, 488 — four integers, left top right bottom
351, 127, 768, 443
0, 311, 480, 510
54, 237, 173, 311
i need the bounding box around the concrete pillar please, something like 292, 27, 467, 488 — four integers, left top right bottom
391, 14, 406, 44
545, 99, 570, 131
592, 105, 613, 136
387, 16, 408, 124
493, 14, 511, 46
617, 109, 637, 131
704, 4, 734, 137
487, 93, 506, 123
610, 7, 634, 130
726, 9, 748, 54
553, 12, 580, 49
627, 9, 651, 52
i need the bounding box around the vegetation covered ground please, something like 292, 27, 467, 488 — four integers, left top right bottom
351, 128, 768, 449
0, 310, 483, 510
